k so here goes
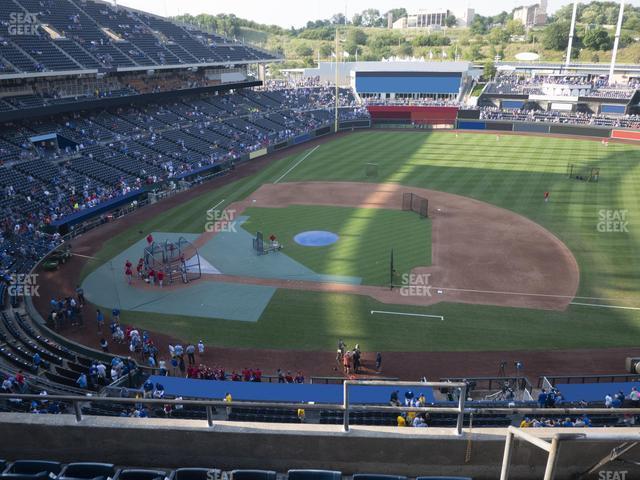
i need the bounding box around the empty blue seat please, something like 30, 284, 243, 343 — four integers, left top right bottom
231, 471, 277, 480
114, 470, 167, 480
353, 475, 407, 480
4, 461, 62, 476
416, 477, 473, 480
170, 469, 216, 480
59, 463, 117, 480
287, 471, 342, 480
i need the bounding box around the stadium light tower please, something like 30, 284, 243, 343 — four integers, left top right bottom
565, 0, 578, 68
609, 0, 625, 85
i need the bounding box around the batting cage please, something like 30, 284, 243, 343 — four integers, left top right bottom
402, 192, 429, 218
143, 237, 201, 283
253, 231, 283, 255
566, 163, 600, 183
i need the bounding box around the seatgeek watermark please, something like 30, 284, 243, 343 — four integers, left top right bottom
205, 208, 238, 233
399, 273, 432, 297
598, 471, 628, 480
597, 209, 629, 233
8, 273, 39, 297
205, 470, 235, 480
8, 12, 39, 36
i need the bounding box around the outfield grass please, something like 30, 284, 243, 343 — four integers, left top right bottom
87, 131, 640, 352
241, 205, 431, 285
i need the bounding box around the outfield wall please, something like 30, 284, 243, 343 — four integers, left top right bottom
367, 106, 459, 125
611, 129, 640, 141
455, 119, 613, 138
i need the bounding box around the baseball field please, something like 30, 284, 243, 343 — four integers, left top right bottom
74, 130, 640, 354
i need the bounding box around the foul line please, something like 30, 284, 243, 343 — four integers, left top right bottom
206, 199, 226, 214
570, 302, 640, 311
273, 145, 320, 184
432, 285, 637, 304
371, 310, 444, 321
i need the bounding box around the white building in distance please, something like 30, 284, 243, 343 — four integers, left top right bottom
392, 8, 475, 29
513, 0, 548, 27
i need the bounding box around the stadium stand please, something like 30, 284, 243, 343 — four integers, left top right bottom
0, 0, 276, 74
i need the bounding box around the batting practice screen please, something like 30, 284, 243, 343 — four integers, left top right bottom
402, 193, 428, 218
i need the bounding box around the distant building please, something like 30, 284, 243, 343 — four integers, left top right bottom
392, 8, 475, 29
513, 0, 548, 27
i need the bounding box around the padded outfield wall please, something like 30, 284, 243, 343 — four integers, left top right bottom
454, 115, 612, 138
367, 106, 459, 125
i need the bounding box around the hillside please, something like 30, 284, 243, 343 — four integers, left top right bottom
175, 1, 640, 74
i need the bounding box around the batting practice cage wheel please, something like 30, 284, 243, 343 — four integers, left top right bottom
365, 163, 379, 179
566, 163, 600, 183
402, 192, 429, 218
143, 237, 202, 284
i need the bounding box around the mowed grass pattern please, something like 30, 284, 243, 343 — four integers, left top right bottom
87, 131, 640, 351
241, 205, 431, 285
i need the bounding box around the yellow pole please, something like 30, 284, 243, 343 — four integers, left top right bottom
335, 26, 339, 132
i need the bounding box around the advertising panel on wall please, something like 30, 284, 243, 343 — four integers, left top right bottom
611, 130, 640, 141
485, 122, 514, 131
368, 106, 459, 125
293, 134, 312, 145
457, 109, 481, 120
514, 123, 550, 133
457, 121, 486, 130
249, 148, 268, 159
549, 125, 611, 138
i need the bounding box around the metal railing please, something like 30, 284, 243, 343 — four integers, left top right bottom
3, 388, 640, 435
500, 425, 640, 480
0, 380, 469, 434
343, 380, 467, 435
538, 373, 640, 388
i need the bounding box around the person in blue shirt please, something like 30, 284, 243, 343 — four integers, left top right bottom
143, 379, 154, 398
76, 373, 88, 389
537, 389, 548, 408
32, 352, 41, 368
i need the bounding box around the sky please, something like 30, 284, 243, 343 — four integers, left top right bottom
114, 0, 640, 29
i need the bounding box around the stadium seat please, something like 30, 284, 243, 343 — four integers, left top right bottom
353, 475, 407, 480
59, 463, 117, 480
287, 471, 342, 480
114, 469, 168, 480
416, 477, 473, 480
170, 469, 216, 480
3, 461, 62, 476
230, 470, 277, 480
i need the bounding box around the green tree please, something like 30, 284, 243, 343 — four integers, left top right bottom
464, 44, 482, 60
351, 13, 363, 26
445, 14, 457, 28
294, 44, 314, 57
488, 26, 510, 44
542, 22, 571, 50
347, 29, 368, 45
582, 27, 612, 50
330, 13, 347, 25
361, 9, 382, 27
396, 42, 414, 57
385, 8, 408, 23
483, 60, 497, 80
505, 19, 525, 36
470, 16, 489, 34
319, 43, 333, 59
